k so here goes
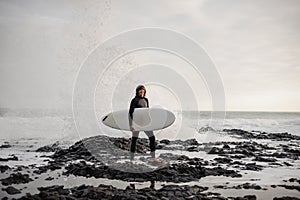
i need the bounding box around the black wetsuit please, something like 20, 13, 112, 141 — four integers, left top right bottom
128, 95, 155, 160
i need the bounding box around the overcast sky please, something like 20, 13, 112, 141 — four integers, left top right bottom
1, 0, 300, 112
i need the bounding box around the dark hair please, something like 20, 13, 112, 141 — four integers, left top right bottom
135, 85, 146, 96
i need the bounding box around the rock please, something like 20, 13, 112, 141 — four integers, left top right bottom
160, 139, 170, 145
208, 147, 221, 154
186, 146, 199, 152
277, 185, 300, 192
214, 157, 233, 164
0, 165, 10, 173
253, 156, 277, 162
0, 142, 11, 149
36, 141, 62, 152
284, 162, 293, 166
2, 186, 21, 194
0, 155, 18, 161
244, 163, 264, 171
222, 128, 300, 141
45, 176, 54, 181
62, 158, 241, 183
0, 172, 33, 185
273, 197, 300, 200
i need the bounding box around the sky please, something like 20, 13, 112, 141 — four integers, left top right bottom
0, 0, 300, 112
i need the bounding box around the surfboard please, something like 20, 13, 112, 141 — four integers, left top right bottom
101, 107, 175, 131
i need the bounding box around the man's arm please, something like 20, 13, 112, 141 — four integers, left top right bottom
145, 98, 149, 108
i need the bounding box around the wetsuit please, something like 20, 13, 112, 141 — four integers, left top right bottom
128, 95, 155, 160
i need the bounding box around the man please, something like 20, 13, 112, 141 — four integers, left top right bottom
128, 85, 163, 163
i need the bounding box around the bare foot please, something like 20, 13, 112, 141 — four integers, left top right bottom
150, 157, 165, 164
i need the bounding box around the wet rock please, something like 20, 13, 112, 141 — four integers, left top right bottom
17, 183, 211, 199
110, 137, 158, 154
230, 195, 257, 200
186, 138, 199, 145
0, 172, 33, 185
186, 146, 199, 152
222, 129, 300, 141
288, 178, 300, 184
2, 186, 21, 194
36, 141, 62, 152
160, 139, 170, 145
283, 162, 293, 166
223, 144, 230, 149
208, 147, 222, 154
0, 165, 10, 173
214, 157, 233, 164
253, 156, 277, 162
244, 163, 264, 171
273, 197, 300, 200
0, 142, 11, 149
45, 176, 54, 181
0, 155, 18, 161
37, 185, 70, 195
224, 183, 263, 191
33, 160, 64, 174
277, 184, 300, 192
62, 159, 241, 183
177, 155, 190, 160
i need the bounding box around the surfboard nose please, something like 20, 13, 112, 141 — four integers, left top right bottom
102, 115, 108, 121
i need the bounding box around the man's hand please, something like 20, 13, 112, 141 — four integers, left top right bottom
130, 126, 135, 132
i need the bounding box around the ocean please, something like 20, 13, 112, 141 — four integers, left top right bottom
0, 109, 299, 141
0, 109, 300, 199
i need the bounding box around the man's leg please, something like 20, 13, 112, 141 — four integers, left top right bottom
144, 131, 155, 159
130, 131, 139, 161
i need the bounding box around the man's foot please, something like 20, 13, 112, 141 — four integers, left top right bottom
150, 157, 165, 164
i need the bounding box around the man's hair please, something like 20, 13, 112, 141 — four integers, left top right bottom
135, 85, 146, 96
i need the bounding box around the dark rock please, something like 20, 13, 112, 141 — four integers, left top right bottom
2, 186, 21, 194
45, 176, 54, 181
186, 146, 199, 152
17, 184, 213, 199
0, 165, 10, 173
230, 183, 262, 190
273, 197, 300, 200
186, 138, 199, 145
222, 129, 300, 141
36, 141, 62, 152
277, 185, 300, 192
288, 178, 300, 183
0, 142, 11, 148
253, 156, 277, 162
0, 155, 18, 161
214, 157, 233, 164
208, 147, 222, 154
160, 139, 170, 145
284, 162, 293, 166
244, 163, 264, 171
0, 172, 33, 185
62, 159, 241, 183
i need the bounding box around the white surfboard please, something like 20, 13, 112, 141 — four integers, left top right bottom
101, 107, 175, 131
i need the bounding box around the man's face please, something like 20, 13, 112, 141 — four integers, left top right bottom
138, 89, 145, 97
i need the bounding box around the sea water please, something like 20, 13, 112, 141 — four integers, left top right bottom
0, 109, 299, 141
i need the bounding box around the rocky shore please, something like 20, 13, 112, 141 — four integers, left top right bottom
0, 128, 300, 199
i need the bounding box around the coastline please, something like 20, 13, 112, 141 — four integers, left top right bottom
1, 128, 300, 199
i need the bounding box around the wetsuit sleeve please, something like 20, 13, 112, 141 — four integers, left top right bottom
128, 98, 137, 126
145, 98, 149, 108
